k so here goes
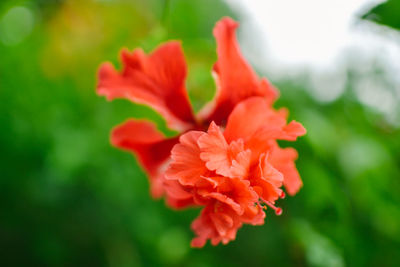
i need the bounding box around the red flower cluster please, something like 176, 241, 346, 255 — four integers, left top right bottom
97, 17, 306, 247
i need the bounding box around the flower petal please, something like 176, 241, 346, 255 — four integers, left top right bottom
210, 211, 234, 236
165, 131, 208, 186
190, 200, 263, 247
253, 154, 284, 202
270, 143, 303, 195
224, 97, 306, 161
198, 177, 258, 216
163, 179, 196, 209
111, 119, 178, 198
224, 97, 276, 143
199, 17, 278, 124
97, 41, 196, 131
240, 205, 265, 226
198, 122, 251, 178
281, 121, 307, 140
206, 192, 243, 215
191, 203, 242, 248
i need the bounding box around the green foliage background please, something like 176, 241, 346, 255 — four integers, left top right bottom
1, 0, 399, 266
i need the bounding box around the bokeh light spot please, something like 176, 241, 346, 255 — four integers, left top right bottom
158, 227, 189, 264
0, 6, 35, 46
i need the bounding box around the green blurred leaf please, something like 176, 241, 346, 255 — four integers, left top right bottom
361, 0, 400, 31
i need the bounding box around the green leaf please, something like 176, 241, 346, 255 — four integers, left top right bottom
361, 0, 400, 31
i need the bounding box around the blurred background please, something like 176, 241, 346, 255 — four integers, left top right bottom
1, 0, 400, 266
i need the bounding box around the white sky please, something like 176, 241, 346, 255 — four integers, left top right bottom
225, 0, 400, 124
225, 0, 389, 70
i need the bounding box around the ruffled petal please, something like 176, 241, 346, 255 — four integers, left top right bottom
269, 143, 303, 195
111, 119, 178, 198
97, 41, 196, 131
191, 200, 263, 248
197, 122, 228, 171
199, 17, 278, 124
210, 210, 235, 237
205, 192, 243, 215
224, 97, 306, 162
165, 131, 208, 186
191, 205, 217, 248
191, 203, 242, 248
240, 205, 265, 226
252, 154, 284, 202
260, 155, 283, 190
163, 179, 196, 209
198, 122, 251, 178
198, 177, 257, 215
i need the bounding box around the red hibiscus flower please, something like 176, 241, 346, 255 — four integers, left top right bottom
97, 17, 306, 247
165, 97, 305, 247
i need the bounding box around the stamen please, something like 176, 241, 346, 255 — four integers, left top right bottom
260, 197, 283, 216
280, 191, 286, 199
275, 207, 283, 215
257, 202, 267, 210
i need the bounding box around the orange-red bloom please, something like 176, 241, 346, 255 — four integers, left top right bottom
165, 98, 305, 246
97, 17, 306, 247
